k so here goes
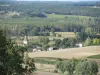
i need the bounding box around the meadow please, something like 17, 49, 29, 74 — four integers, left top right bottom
0, 12, 95, 28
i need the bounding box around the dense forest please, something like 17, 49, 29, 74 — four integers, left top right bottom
0, 1, 100, 17
0, 1, 100, 36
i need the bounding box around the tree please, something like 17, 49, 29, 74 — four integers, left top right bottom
39, 37, 49, 45
42, 44, 49, 51
55, 39, 62, 48
84, 37, 91, 46
85, 27, 93, 35
87, 61, 98, 75
75, 60, 98, 75
93, 38, 99, 45
0, 29, 36, 75
61, 38, 69, 48
0, 29, 7, 75
50, 28, 56, 37
64, 60, 75, 75
76, 30, 87, 42
56, 60, 77, 75
61, 38, 76, 48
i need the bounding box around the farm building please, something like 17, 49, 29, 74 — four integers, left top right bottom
47, 47, 58, 51
32, 47, 41, 52
75, 43, 83, 47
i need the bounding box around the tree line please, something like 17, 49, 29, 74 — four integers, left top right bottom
0, 1, 100, 17
56, 59, 98, 75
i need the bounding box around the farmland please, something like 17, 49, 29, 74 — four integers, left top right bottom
0, 1, 100, 75
28, 46, 100, 75
0, 13, 94, 27
28, 46, 100, 59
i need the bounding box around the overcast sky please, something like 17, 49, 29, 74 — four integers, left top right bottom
16, 0, 99, 1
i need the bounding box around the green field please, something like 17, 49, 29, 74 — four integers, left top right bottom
0, 13, 94, 27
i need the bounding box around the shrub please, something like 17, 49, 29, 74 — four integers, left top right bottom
56, 59, 98, 75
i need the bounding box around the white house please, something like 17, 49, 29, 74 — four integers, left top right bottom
32, 47, 41, 52
76, 43, 83, 47
47, 47, 54, 51
47, 47, 58, 51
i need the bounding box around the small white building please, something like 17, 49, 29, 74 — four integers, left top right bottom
32, 47, 41, 52
47, 47, 54, 51
47, 47, 58, 51
23, 36, 28, 45
76, 43, 83, 47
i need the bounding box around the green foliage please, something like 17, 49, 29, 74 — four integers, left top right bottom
0, 29, 36, 75
93, 38, 100, 45
85, 27, 93, 35
2, 1, 100, 17
55, 39, 62, 48
61, 38, 76, 48
76, 30, 88, 42
56, 59, 78, 75
39, 37, 49, 45
84, 37, 91, 46
75, 61, 98, 75
34, 58, 56, 65
42, 44, 49, 51
56, 59, 98, 75
87, 54, 100, 59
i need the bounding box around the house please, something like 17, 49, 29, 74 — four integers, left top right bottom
47, 47, 58, 51
47, 47, 53, 51
32, 47, 41, 52
76, 43, 83, 47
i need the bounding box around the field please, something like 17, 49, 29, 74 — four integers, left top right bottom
28, 46, 100, 75
55, 32, 76, 38
0, 13, 94, 27
28, 46, 100, 59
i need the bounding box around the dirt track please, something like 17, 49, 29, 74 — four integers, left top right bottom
34, 71, 60, 75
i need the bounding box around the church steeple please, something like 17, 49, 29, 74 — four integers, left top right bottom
23, 36, 28, 45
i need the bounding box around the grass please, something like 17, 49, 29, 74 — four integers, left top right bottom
34, 57, 57, 65
55, 32, 76, 38
34, 57, 71, 65
0, 13, 94, 28
46, 14, 91, 19
87, 54, 100, 59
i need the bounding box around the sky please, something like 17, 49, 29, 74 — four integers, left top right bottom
16, 0, 99, 1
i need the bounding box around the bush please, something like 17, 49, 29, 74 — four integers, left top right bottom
56, 59, 98, 75
54, 70, 58, 73
87, 54, 100, 59
75, 60, 98, 75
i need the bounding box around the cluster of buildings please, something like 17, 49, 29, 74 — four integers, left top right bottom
22, 36, 83, 52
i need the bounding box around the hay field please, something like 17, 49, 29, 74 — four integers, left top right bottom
56, 32, 76, 38
29, 46, 100, 59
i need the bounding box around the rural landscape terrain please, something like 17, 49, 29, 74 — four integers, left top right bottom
0, 0, 100, 75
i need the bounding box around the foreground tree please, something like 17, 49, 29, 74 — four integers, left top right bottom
0, 29, 36, 75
